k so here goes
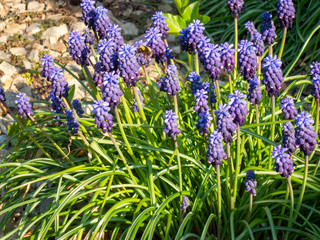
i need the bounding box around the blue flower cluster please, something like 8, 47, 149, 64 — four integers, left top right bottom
244, 21, 265, 56
282, 121, 296, 156
72, 99, 85, 118
203, 44, 222, 81
228, 90, 249, 126
82, 28, 94, 45
0, 88, 5, 102
261, 12, 277, 46
159, 65, 181, 96
247, 76, 262, 106
105, 24, 124, 51
40, 54, 55, 79
262, 55, 284, 97
207, 131, 227, 167
238, 40, 258, 80
272, 145, 294, 178
151, 12, 169, 38
277, 0, 295, 29
15, 93, 34, 120
97, 39, 118, 73
66, 109, 81, 134
179, 20, 206, 54
92, 99, 113, 133
196, 111, 212, 135
215, 104, 237, 143
145, 27, 166, 64
181, 196, 190, 214
219, 42, 235, 74
68, 31, 90, 66
280, 96, 297, 120
163, 110, 180, 139
119, 44, 140, 87
245, 170, 257, 196
227, 0, 244, 18
102, 71, 123, 109
310, 62, 320, 100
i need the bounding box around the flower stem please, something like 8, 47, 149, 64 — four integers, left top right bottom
226, 142, 234, 211
195, 52, 199, 74
255, 104, 261, 162
216, 165, 221, 240
143, 65, 159, 109
248, 193, 253, 221
215, 80, 221, 105
83, 65, 100, 100
257, 56, 261, 78
173, 95, 179, 121
228, 74, 233, 94
174, 136, 182, 202
284, 176, 294, 240
234, 17, 238, 81
188, 53, 193, 72
233, 126, 241, 210
278, 27, 287, 59
269, 95, 276, 169
268, 45, 273, 56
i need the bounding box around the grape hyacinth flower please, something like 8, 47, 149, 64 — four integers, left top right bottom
47, 66, 64, 82
15, 93, 34, 120
72, 99, 85, 118
145, 27, 166, 64
197, 35, 211, 64
262, 55, 284, 97
203, 44, 223, 81
102, 71, 123, 109
133, 89, 144, 113
311, 62, 320, 100
194, 89, 209, 113
238, 40, 258, 80
66, 109, 81, 134
228, 90, 249, 126
181, 196, 190, 214
68, 31, 90, 66
261, 12, 277, 45
280, 96, 298, 120
188, 72, 202, 96
227, 0, 244, 18
244, 21, 256, 41
93, 61, 105, 89
92, 7, 111, 39
215, 104, 237, 143
163, 110, 180, 139
92, 99, 113, 133
207, 130, 227, 167
80, 0, 95, 26
247, 76, 262, 106
219, 42, 235, 75
40, 54, 55, 79
203, 82, 217, 105
244, 21, 265, 56
277, 0, 295, 29
0, 88, 5, 102
97, 39, 118, 73
165, 46, 174, 65
184, 20, 206, 54
272, 145, 294, 178
282, 121, 296, 156
310, 61, 320, 80
178, 28, 190, 53
51, 73, 69, 99
295, 112, 317, 156
151, 12, 169, 38
134, 40, 151, 67
82, 28, 94, 45
159, 64, 181, 96
119, 44, 141, 87
196, 110, 212, 135
245, 170, 257, 196
50, 95, 66, 124
105, 24, 124, 51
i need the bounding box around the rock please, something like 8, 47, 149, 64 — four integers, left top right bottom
47, 40, 67, 54
172, 46, 181, 54
4, 91, 18, 108
71, 22, 86, 32
33, 43, 44, 51
9, 47, 27, 56
20, 85, 32, 98
167, 34, 176, 43
27, 49, 39, 63
0, 3, 6, 18
46, 14, 63, 21
0, 123, 7, 135
0, 51, 11, 62
0, 135, 8, 146
4, 23, 27, 36
158, 4, 173, 12
23, 60, 33, 69
0, 22, 5, 32
82, 103, 93, 115
12, 75, 27, 89
0, 62, 18, 77
2, 113, 15, 125
0, 35, 9, 44
64, 62, 86, 99
121, 22, 138, 36
26, 23, 41, 35
33, 102, 49, 111
27, 1, 45, 12
41, 24, 69, 43
48, 50, 60, 58
11, 3, 26, 13
0, 75, 13, 91
0, 149, 10, 159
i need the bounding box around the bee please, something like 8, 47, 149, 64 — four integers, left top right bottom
136, 45, 153, 59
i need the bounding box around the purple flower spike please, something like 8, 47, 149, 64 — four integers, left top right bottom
238, 40, 258, 80
163, 110, 180, 139
282, 121, 296, 156
92, 7, 111, 39
203, 82, 217, 105
215, 104, 237, 143
196, 110, 212, 135
245, 170, 257, 196
72, 99, 84, 118
188, 72, 202, 96
50, 70, 69, 99
219, 42, 235, 74
134, 40, 151, 67
244, 21, 257, 41
50, 95, 66, 124
310, 61, 320, 80
66, 109, 80, 134
165, 46, 174, 65
15, 92, 34, 120
197, 36, 211, 64
203, 44, 223, 81
244, 21, 265, 56
92, 99, 113, 133
98, 39, 118, 73
145, 27, 167, 64
247, 76, 262, 106
80, 0, 95, 26
311, 78, 320, 101
68, 31, 90, 66
179, 20, 206, 54
93, 62, 105, 89
181, 196, 190, 214
41, 54, 55, 79
295, 112, 317, 156
47, 66, 63, 82
272, 145, 294, 178
207, 130, 227, 167
82, 28, 94, 45
0, 88, 6, 102
151, 12, 169, 38
277, 0, 295, 29
133, 89, 144, 113
194, 89, 209, 113
159, 64, 181, 96
227, 90, 249, 126
262, 55, 284, 97
105, 24, 124, 51
227, 0, 244, 18
280, 96, 298, 120
261, 12, 277, 45
102, 71, 123, 109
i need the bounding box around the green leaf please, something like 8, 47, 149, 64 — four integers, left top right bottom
164, 13, 187, 36
68, 84, 75, 103
174, 0, 190, 15
198, 15, 210, 25
181, 1, 200, 24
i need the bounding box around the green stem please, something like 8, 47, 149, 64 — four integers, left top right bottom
173, 95, 179, 122
255, 104, 261, 163
294, 155, 309, 221
227, 142, 234, 211
284, 176, 294, 240
215, 80, 221, 105
174, 136, 183, 215
28, 115, 74, 166
234, 17, 238, 81
216, 165, 221, 240
268, 45, 273, 56
269, 95, 276, 169
228, 74, 233, 94
233, 126, 241, 210
143, 65, 159, 109
248, 193, 253, 221
195, 52, 199, 74
188, 53, 193, 72
278, 27, 287, 59
257, 56, 261, 79
83, 65, 100, 100
90, 45, 98, 62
